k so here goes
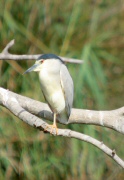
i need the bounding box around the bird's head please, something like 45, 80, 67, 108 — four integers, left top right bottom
23, 54, 64, 74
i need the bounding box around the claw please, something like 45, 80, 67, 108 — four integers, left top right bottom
45, 124, 58, 135
44, 113, 58, 135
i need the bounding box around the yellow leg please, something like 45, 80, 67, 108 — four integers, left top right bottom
45, 113, 58, 135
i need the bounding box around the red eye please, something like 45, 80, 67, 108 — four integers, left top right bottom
41, 59, 44, 63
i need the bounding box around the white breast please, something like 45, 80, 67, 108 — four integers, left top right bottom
39, 67, 65, 114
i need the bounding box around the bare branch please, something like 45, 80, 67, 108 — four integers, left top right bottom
2, 39, 15, 54
0, 87, 123, 168
68, 107, 124, 135
0, 40, 124, 168
0, 87, 123, 134
0, 40, 83, 64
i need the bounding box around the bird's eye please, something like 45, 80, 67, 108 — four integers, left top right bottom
41, 59, 44, 63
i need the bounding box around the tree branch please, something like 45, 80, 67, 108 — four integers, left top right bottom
0, 41, 124, 168
0, 87, 123, 134
0, 40, 83, 64
0, 87, 124, 168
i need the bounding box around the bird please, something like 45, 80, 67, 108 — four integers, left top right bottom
23, 54, 74, 134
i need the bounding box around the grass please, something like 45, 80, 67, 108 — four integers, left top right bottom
0, 0, 124, 179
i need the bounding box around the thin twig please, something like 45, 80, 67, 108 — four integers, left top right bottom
2, 39, 15, 54
0, 40, 83, 64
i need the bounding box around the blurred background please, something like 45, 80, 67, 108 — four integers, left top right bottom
0, 0, 124, 179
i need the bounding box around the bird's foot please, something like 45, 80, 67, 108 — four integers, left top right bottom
45, 124, 58, 135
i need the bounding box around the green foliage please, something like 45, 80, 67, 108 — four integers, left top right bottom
0, 0, 124, 179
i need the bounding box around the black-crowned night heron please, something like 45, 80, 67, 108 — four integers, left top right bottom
24, 54, 74, 134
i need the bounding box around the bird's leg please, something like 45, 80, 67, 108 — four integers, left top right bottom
51, 113, 58, 134
45, 113, 58, 135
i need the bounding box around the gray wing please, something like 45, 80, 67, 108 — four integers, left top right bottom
60, 64, 74, 117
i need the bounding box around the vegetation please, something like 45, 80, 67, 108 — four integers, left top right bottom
0, 0, 124, 179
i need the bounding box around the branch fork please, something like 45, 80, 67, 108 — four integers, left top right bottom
0, 87, 124, 168
0, 39, 83, 63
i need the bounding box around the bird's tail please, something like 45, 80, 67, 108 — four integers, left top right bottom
57, 111, 69, 124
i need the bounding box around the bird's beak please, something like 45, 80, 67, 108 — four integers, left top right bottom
23, 63, 39, 74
